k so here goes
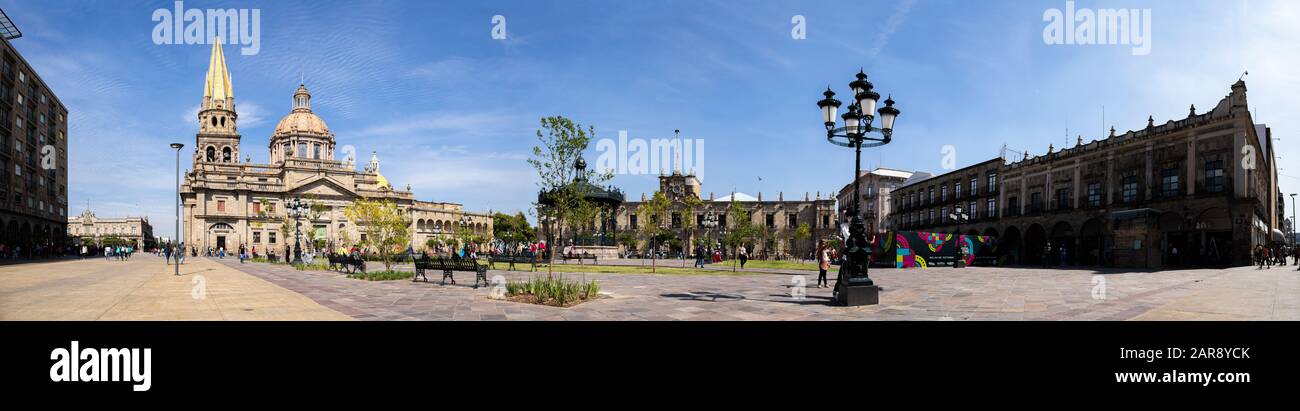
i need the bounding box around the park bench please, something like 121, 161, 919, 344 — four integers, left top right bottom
267, 254, 280, 263
561, 252, 598, 264
414, 256, 488, 288
327, 253, 366, 274
488, 254, 537, 271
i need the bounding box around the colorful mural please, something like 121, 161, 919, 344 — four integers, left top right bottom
887, 231, 998, 268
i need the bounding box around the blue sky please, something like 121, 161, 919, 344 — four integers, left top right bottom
3, 0, 1298, 239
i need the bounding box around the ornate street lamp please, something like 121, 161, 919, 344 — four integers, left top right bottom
950, 205, 970, 268
287, 197, 308, 264
818, 69, 900, 306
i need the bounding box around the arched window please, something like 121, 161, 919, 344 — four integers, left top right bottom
210, 117, 217, 127
205, 146, 216, 162
222, 147, 232, 162
219, 117, 226, 128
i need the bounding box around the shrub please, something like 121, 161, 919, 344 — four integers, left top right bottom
505, 276, 600, 306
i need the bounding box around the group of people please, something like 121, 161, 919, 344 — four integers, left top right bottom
162, 243, 186, 266
0, 243, 65, 260
691, 243, 726, 268
1254, 244, 1299, 269
97, 245, 135, 260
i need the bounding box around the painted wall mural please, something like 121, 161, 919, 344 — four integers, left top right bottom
885, 231, 999, 268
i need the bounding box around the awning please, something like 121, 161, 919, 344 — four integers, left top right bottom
1272, 229, 1286, 242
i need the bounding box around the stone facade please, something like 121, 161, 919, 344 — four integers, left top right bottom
180, 40, 490, 255
614, 173, 838, 259
67, 209, 153, 249
890, 81, 1279, 268
837, 167, 916, 234
0, 35, 69, 249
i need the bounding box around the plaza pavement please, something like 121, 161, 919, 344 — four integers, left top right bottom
215, 258, 1300, 321
3, 254, 1298, 320
0, 255, 351, 320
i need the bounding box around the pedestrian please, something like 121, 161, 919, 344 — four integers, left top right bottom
238, 244, 246, 264
817, 240, 831, 288
164, 244, 172, 265
693, 243, 705, 268
738, 245, 748, 269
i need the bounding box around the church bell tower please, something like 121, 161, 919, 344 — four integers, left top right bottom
195, 37, 241, 164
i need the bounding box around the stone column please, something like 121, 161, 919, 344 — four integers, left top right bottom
1106, 152, 1115, 205
1072, 160, 1081, 208
1144, 143, 1154, 201
1186, 131, 1197, 196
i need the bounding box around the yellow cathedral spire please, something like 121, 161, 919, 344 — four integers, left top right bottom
203, 37, 233, 102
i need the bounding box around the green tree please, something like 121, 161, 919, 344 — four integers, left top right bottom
279, 214, 296, 253
636, 191, 672, 272
675, 195, 704, 267
723, 199, 759, 272
343, 199, 411, 274
493, 211, 536, 248
793, 222, 812, 261
527, 116, 612, 277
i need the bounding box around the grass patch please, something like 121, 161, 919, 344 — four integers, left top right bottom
730, 260, 820, 271
540, 264, 771, 276
347, 270, 414, 281
505, 276, 601, 307
292, 261, 332, 271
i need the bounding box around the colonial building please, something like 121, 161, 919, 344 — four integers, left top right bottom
180, 39, 490, 255
67, 209, 153, 249
891, 81, 1281, 268
893, 158, 1002, 233
614, 172, 838, 259
836, 167, 916, 234
0, 24, 69, 250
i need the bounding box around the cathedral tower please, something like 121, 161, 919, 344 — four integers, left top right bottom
195, 37, 240, 164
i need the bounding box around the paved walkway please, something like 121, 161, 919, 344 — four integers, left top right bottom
4, 254, 1296, 321
216, 259, 1300, 321
0, 255, 350, 320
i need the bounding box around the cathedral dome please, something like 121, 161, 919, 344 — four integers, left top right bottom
273, 111, 331, 137
272, 84, 332, 138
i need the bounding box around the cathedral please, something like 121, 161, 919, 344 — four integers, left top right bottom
180, 39, 491, 254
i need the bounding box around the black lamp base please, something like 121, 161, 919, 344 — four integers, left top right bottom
836, 282, 880, 306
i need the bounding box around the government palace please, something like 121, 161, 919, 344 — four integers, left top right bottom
180, 39, 491, 254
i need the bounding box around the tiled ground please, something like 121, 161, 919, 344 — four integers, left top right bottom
213, 257, 1300, 321
0, 255, 350, 320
